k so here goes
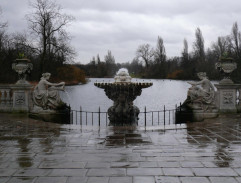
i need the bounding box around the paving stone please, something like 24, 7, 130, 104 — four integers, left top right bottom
180, 177, 210, 183
155, 176, 180, 183
14, 169, 50, 177
6, 177, 36, 183
48, 169, 87, 177
162, 168, 194, 176
109, 177, 132, 183
133, 176, 155, 183
127, 168, 163, 176
111, 162, 139, 168
35, 177, 68, 183
180, 161, 204, 168
87, 177, 109, 183
0, 161, 10, 168
0, 177, 10, 183
85, 162, 110, 168
234, 168, 241, 176
158, 161, 180, 167
87, 168, 126, 176
139, 161, 158, 167
235, 177, 241, 183
201, 161, 218, 168
0, 169, 16, 176
39, 161, 86, 168
192, 168, 238, 176
209, 177, 238, 183
67, 177, 88, 183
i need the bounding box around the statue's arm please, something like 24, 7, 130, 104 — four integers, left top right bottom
45, 80, 65, 87
209, 81, 215, 91
188, 80, 203, 85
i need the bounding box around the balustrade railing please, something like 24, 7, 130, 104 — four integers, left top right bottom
0, 86, 13, 111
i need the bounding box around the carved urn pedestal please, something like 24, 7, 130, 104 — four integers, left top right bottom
215, 57, 238, 113
10, 59, 33, 112
11, 84, 33, 112
215, 84, 239, 113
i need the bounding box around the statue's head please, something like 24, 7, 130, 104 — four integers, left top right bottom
197, 72, 207, 79
42, 73, 51, 80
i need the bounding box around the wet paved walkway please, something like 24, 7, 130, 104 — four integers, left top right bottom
1, 113, 241, 183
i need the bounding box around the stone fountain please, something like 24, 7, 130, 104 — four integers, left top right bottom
94, 68, 152, 126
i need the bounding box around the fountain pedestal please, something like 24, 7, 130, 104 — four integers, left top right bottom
95, 69, 152, 126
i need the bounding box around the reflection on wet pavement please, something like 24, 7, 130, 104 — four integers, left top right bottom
0, 113, 241, 182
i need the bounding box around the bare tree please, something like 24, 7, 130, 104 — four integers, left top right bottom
136, 43, 154, 67
180, 38, 190, 70
0, 8, 7, 29
193, 27, 205, 61
104, 50, 115, 64
97, 54, 101, 64
154, 36, 166, 64
104, 50, 116, 76
182, 38, 189, 60
26, 0, 74, 73
231, 22, 241, 58
0, 7, 8, 52
212, 36, 229, 58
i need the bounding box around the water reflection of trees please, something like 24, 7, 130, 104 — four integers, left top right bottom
185, 123, 235, 168
8, 118, 61, 168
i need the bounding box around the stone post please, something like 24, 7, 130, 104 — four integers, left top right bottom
215, 84, 240, 113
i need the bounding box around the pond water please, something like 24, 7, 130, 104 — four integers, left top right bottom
61, 78, 191, 112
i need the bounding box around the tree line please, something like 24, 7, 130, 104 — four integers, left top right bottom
0, 0, 85, 84
79, 23, 241, 83
1, 0, 241, 84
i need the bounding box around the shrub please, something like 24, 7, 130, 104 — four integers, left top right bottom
56, 65, 86, 84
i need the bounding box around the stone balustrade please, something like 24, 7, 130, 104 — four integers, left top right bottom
0, 84, 33, 112
0, 85, 12, 112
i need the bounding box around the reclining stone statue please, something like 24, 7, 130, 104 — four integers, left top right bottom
176, 72, 218, 122
185, 72, 215, 110
32, 73, 66, 111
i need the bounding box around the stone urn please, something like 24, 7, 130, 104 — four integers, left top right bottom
12, 59, 33, 85
215, 57, 237, 84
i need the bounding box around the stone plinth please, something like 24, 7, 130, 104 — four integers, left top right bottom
215, 84, 241, 113
11, 84, 33, 113
29, 106, 71, 124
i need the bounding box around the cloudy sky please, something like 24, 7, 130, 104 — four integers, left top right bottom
1, 0, 241, 64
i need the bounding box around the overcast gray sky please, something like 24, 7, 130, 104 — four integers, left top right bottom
1, 0, 241, 64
